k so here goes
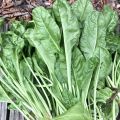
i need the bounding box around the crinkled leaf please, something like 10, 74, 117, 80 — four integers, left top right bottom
25, 29, 56, 73
53, 0, 61, 23
72, 47, 97, 104
53, 102, 92, 120
72, 0, 93, 22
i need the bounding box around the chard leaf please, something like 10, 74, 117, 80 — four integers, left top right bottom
25, 6, 61, 73
72, 0, 93, 22
53, 102, 92, 120
80, 58, 97, 104
54, 0, 80, 92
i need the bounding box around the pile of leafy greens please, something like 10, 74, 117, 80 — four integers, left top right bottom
0, 0, 120, 119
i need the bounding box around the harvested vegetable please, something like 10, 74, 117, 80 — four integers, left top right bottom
0, 0, 120, 120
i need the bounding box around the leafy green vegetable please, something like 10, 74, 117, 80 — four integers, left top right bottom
25, 6, 61, 73
0, 0, 119, 120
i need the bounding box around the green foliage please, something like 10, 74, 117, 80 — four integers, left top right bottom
0, 0, 119, 120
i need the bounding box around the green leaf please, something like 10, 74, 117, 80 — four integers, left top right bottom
25, 7, 61, 73
32, 52, 49, 76
72, 47, 85, 89
80, 58, 97, 104
72, 0, 93, 22
96, 47, 112, 79
54, 0, 80, 92
72, 47, 97, 105
10, 21, 25, 35
1, 32, 24, 74
80, 11, 106, 59
32, 7, 61, 52
20, 57, 32, 81
55, 49, 67, 84
53, 102, 92, 120
80, 6, 118, 59
102, 6, 118, 32
80, 9, 113, 79
96, 87, 112, 103
61, 88, 78, 109
106, 33, 120, 53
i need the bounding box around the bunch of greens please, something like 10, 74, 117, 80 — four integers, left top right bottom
0, 0, 120, 120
